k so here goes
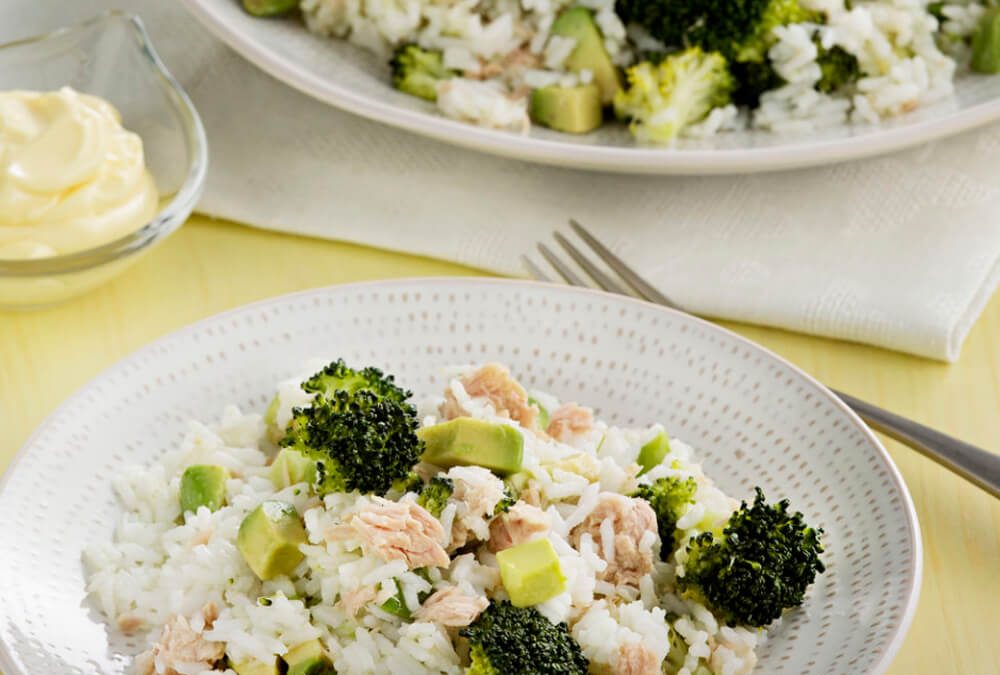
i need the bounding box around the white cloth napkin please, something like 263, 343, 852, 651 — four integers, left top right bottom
9, 1, 1000, 361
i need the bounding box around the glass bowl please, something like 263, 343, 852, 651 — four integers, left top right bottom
0, 11, 207, 309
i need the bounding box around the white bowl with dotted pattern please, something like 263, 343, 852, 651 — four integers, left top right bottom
0, 278, 921, 674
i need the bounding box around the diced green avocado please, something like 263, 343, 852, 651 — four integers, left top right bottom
550, 7, 623, 104
418, 418, 523, 476
528, 396, 550, 429
637, 431, 671, 475
242, 0, 298, 17
231, 657, 280, 675
496, 537, 566, 607
972, 7, 1000, 73
530, 84, 603, 134
270, 448, 317, 489
179, 465, 229, 514
237, 501, 307, 581
283, 639, 335, 675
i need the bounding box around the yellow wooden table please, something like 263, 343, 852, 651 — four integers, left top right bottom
2, 215, 998, 674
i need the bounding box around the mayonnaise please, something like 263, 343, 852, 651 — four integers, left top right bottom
0, 87, 159, 260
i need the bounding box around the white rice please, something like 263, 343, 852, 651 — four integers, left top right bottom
299, 0, 988, 138
86, 362, 796, 674
756, 0, 959, 130
572, 600, 670, 671
435, 78, 531, 132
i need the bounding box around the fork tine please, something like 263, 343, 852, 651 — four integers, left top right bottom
569, 219, 681, 310
538, 243, 587, 287
552, 232, 629, 295
521, 255, 553, 283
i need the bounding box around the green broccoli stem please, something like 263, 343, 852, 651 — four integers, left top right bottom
242, 0, 298, 17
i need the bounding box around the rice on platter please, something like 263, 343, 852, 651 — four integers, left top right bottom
85, 360, 826, 675
244, 0, 1000, 143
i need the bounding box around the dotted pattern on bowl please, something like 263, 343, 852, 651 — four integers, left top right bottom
0, 279, 921, 674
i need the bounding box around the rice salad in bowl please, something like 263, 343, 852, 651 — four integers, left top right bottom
85, 360, 826, 675
236, 0, 1000, 142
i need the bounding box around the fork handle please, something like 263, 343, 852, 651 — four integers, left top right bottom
834, 389, 1000, 498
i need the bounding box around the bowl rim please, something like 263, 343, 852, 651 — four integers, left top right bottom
0, 276, 922, 675
0, 11, 208, 276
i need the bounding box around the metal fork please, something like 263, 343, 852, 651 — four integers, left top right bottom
524, 220, 1000, 499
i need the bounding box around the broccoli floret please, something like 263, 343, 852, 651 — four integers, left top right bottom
303, 359, 411, 404
280, 361, 422, 495
614, 48, 734, 144
729, 58, 784, 106
619, 0, 816, 61
282, 386, 422, 495
632, 476, 698, 559
678, 487, 825, 627
727, 0, 820, 105
735, 0, 818, 62
494, 485, 516, 516
467, 643, 500, 675
816, 42, 860, 93
618, 0, 817, 107
392, 471, 424, 495
460, 601, 589, 675
417, 476, 454, 517
390, 44, 456, 102
617, 0, 771, 59
730, 35, 858, 105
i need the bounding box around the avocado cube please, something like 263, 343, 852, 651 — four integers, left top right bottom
237, 501, 307, 581
550, 7, 623, 104
242, 0, 298, 17
497, 537, 566, 607
231, 657, 280, 675
270, 448, 317, 489
179, 465, 229, 514
530, 84, 603, 134
418, 418, 523, 476
637, 431, 671, 475
283, 639, 334, 675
